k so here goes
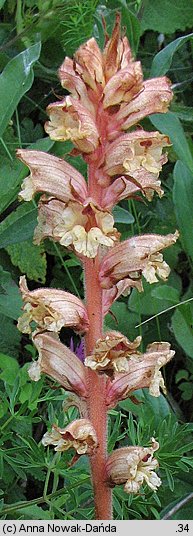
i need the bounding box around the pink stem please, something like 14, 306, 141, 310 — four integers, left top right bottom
84, 256, 112, 520
83, 161, 112, 519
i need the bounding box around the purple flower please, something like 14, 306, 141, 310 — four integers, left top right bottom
70, 338, 85, 362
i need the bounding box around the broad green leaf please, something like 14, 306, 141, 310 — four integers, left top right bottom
128, 282, 180, 317
112, 205, 134, 224
173, 161, 193, 261
150, 112, 193, 171
0, 353, 19, 385
0, 42, 41, 138
0, 267, 22, 320
105, 301, 140, 340
0, 0, 6, 8
6, 238, 47, 283
0, 204, 38, 249
141, 1, 193, 35
150, 33, 193, 77
172, 303, 193, 359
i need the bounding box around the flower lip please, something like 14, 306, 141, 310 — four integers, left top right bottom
85, 331, 141, 374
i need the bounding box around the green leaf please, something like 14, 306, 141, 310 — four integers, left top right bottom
0, 42, 41, 138
0, 353, 19, 385
173, 161, 193, 262
141, 1, 193, 34
128, 282, 179, 317
7, 238, 47, 283
0, 314, 21, 357
150, 33, 193, 77
172, 303, 193, 359
15, 505, 52, 520
150, 112, 193, 171
0, 266, 22, 320
0, 203, 38, 249
112, 205, 134, 224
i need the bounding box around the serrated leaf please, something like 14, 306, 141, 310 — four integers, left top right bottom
141, 0, 193, 34
0, 266, 22, 319
0, 42, 41, 138
150, 33, 193, 77
150, 113, 193, 171
6, 238, 47, 283
0, 203, 38, 249
173, 161, 193, 262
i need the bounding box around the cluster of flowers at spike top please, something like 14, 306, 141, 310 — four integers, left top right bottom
106, 438, 161, 494
17, 14, 173, 260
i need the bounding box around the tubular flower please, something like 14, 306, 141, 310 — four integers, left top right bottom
106, 438, 161, 494
99, 231, 179, 292
102, 278, 143, 317
85, 331, 141, 373
28, 331, 88, 398
17, 149, 88, 203
34, 198, 119, 259
106, 341, 175, 408
100, 130, 170, 202
42, 419, 98, 456
17, 276, 89, 335
45, 96, 99, 153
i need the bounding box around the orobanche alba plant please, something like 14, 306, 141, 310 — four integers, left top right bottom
17, 15, 179, 520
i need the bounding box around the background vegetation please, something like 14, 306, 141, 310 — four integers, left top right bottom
0, 0, 193, 520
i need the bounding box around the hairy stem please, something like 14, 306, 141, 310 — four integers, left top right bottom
84, 256, 112, 520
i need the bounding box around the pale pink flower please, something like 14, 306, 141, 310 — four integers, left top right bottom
17, 149, 88, 203
17, 275, 89, 334
106, 341, 175, 408
85, 331, 141, 373
45, 96, 99, 153
34, 198, 119, 259
42, 419, 98, 456
106, 438, 161, 494
99, 232, 179, 293
28, 331, 87, 398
